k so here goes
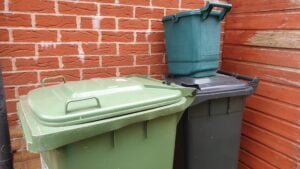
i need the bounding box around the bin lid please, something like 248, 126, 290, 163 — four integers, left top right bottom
27, 76, 186, 127
166, 74, 249, 94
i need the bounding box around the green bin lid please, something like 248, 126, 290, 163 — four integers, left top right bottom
27, 76, 185, 127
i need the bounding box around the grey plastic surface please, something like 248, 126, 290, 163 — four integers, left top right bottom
166, 73, 254, 105
169, 72, 258, 169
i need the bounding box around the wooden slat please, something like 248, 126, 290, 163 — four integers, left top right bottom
222, 60, 300, 88
229, 0, 300, 13
223, 45, 300, 68
239, 149, 275, 169
238, 161, 251, 169
255, 81, 300, 106
226, 12, 300, 30
240, 136, 298, 168
224, 30, 300, 49
243, 108, 300, 143
246, 95, 300, 124
241, 122, 300, 160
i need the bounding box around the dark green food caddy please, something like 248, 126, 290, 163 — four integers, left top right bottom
162, 2, 232, 77
167, 71, 259, 169
17, 75, 195, 169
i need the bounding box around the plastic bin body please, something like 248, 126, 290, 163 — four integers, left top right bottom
162, 2, 231, 77
167, 72, 259, 169
41, 115, 177, 169
17, 75, 195, 169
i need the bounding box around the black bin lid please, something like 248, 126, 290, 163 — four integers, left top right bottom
166, 73, 255, 103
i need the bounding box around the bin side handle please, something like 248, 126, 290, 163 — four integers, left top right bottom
217, 70, 260, 91
65, 97, 101, 114
41, 75, 66, 87
201, 1, 232, 20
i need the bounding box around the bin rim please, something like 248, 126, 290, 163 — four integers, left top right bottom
162, 1, 232, 22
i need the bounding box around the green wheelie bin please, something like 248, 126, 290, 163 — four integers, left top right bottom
17, 75, 195, 169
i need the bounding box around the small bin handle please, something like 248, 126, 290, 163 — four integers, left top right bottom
201, 1, 232, 20
65, 97, 101, 114
217, 70, 260, 90
41, 75, 66, 87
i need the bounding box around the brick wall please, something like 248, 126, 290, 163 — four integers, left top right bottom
222, 0, 300, 168
0, 0, 229, 168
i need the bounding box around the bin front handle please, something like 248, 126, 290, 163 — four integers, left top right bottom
201, 1, 232, 21
65, 97, 101, 114
41, 75, 66, 87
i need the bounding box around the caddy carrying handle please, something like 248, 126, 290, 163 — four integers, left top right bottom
201, 1, 232, 20
217, 70, 260, 90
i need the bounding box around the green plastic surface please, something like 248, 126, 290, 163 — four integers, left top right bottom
162, 2, 232, 77
27, 76, 185, 127
17, 75, 195, 169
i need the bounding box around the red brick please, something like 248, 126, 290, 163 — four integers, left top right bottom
18, 85, 38, 96
136, 55, 164, 65
0, 58, 12, 71
119, 19, 148, 30
8, 113, 19, 125
81, 17, 116, 29
15, 58, 59, 70
14, 151, 40, 163
119, 0, 149, 6
59, 1, 97, 15
135, 7, 164, 19
4, 87, 15, 100
10, 0, 54, 13
9, 125, 23, 138
0, 29, 9, 41
152, 0, 179, 8
36, 15, 76, 28
38, 44, 78, 56
62, 56, 99, 68
3, 72, 38, 85
181, 0, 205, 9
101, 32, 134, 42
82, 68, 116, 79
0, 44, 35, 57
151, 43, 165, 53
83, 44, 116, 55
119, 66, 148, 76
102, 56, 134, 67
120, 44, 149, 54
151, 20, 164, 30
40, 69, 80, 81
61, 31, 98, 42
0, 1, 3, 11
6, 100, 17, 114
150, 64, 167, 75
0, 13, 31, 27
150, 75, 164, 80
26, 158, 41, 169
84, 0, 114, 2
13, 30, 57, 42
11, 138, 25, 151
101, 5, 133, 17
136, 32, 164, 42
166, 9, 181, 15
